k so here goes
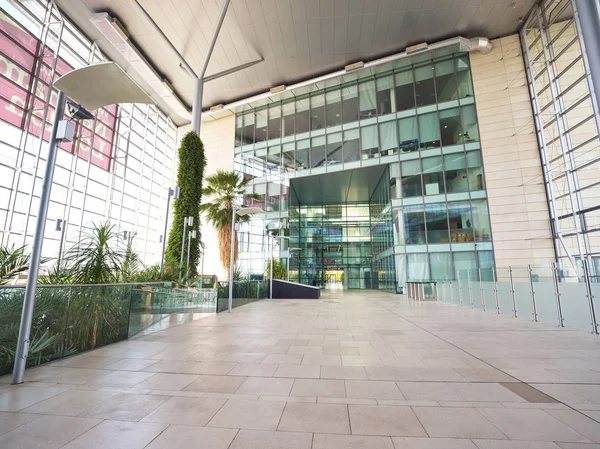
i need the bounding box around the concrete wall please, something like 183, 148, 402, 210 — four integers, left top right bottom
470, 34, 556, 270
177, 115, 235, 281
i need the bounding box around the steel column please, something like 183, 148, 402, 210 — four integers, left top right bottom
583, 259, 599, 334
528, 264, 538, 322
509, 266, 517, 318
552, 262, 564, 327
228, 208, 236, 313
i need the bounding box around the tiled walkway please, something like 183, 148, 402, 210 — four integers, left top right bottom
2, 290, 600, 448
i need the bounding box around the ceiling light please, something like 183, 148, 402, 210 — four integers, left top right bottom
345, 61, 364, 72
210, 104, 224, 112
270, 84, 286, 94
90, 12, 129, 43
406, 42, 428, 55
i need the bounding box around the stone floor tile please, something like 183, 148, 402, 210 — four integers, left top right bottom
145, 425, 238, 449
348, 405, 426, 437
184, 375, 246, 393
261, 354, 303, 365
61, 420, 167, 449
252, 345, 290, 354
392, 437, 479, 449
143, 360, 201, 374
288, 346, 323, 355
88, 370, 155, 387
273, 364, 321, 379
0, 386, 68, 411
22, 389, 120, 416
0, 412, 40, 435
345, 380, 404, 400
396, 381, 463, 401
136, 373, 199, 391
80, 392, 167, 421
301, 354, 342, 366
229, 429, 313, 449
451, 383, 527, 402
556, 444, 600, 449
546, 409, 600, 443
278, 339, 309, 346
321, 366, 368, 380
342, 356, 384, 367
24, 366, 109, 385
412, 406, 507, 439
324, 347, 361, 356
53, 356, 121, 370
236, 377, 294, 395
223, 353, 267, 363
291, 379, 346, 397
278, 402, 350, 434
313, 433, 394, 449
478, 408, 590, 442
207, 399, 285, 430
0, 415, 101, 449
141, 396, 226, 426
473, 441, 562, 449
228, 363, 278, 377
185, 362, 238, 375
104, 358, 158, 371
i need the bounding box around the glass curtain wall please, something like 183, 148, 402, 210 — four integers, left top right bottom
234, 52, 494, 290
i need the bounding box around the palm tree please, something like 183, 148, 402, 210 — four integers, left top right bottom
199, 170, 259, 274
0, 245, 30, 285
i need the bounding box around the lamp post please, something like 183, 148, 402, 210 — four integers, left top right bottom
160, 186, 179, 277
228, 206, 264, 313
186, 229, 196, 282
179, 215, 193, 282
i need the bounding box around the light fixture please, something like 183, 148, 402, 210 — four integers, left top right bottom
406, 42, 428, 55
270, 84, 286, 94
345, 61, 364, 72
90, 13, 129, 43
210, 104, 224, 112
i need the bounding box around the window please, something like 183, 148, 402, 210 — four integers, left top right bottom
430, 253, 453, 280
456, 55, 474, 98
435, 59, 458, 103
425, 203, 449, 243
267, 182, 281, 212
267, 145, 281, 167
359, 80, 376, 118
461, 105, 479, 142
404, 205, 426, 244
467, 151, 485, 190
343, 129, 360, 162
422, 156, 444, 195
444, 154, 468, 193
398, 116, 419, 152
439, 108, 462, 146
326, 133, 343, 165
395, 70, 415, 111
296, 97, 310, 134
342, 84, 359, 124
326, 89, 342, 127
296, 139, 310, 169
401, 160, 422, 197
414, 65, 436, 107
282, 142, 295, 169
447, 201, 473, 243
268, 104, 281, 140
255, 109, 267, 142
407, 253, 429, 281
235, 115, 243, 147
379, 121, 397, 156
241, 112, 254, 145
471, 199, 492, 242
418, 112, 441, 149
311, 94, 325, 130
282, 100, 295, 137
376, 75, 394, 115
453, 251, 477, 274
361, 125, 378, 160
311, 136, 326, 167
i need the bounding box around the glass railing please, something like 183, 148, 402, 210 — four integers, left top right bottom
437, 263, 599, 334
0, 283, 217, 377
216, 280, 269, 312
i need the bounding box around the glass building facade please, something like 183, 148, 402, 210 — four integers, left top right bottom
233, 52, 495, 291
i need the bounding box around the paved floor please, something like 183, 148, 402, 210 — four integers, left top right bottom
2, 289, 600, 449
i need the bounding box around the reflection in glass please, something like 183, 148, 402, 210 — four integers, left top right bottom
326, 89, 342, 127
255, 109, 267, 142
430, 252, 453, 280
267, 145, 281, 167
282, 142, 295, 169
343, 129, 360, 162
419, 112, 440, 149
425, 203, 449, 243
401, 160, 422, 197
235, 115, 243, 147
326, 133, 343, 165
444, 153, 468, 193
461, 105, 479, 142
414, 65, 436, 107
439, 108, 462, 146
311, 135, 326, 167
395, 70, 415, 111
422, 156, 444, 195
296, 97, 310, 134
447, 201, 473, 243
467, 151, 485, 190
267, 182, 281, 212
404, 205, 426, 244
296, 139, 310, 169
398, 116, 419, 152
242, 112, 254, 145
359, 80, 376, 118
342, 84, 359, 124
471, 199, 492, 242
282, 100, 295, 137
376, 75, 394, 115
361, 125, 378, 160
407, 253, 429, 280
311, 94, 325, 130
268, 105, 281, 140
456, 56, 474, 98
454, 251, 477, 274
435, 59, 458, 103
379, 121, 397, 156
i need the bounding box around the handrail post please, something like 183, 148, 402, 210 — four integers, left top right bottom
583, 259, 599, 334
509, 266, 517, 318
467, 269, 474, 309
552, 262, 564, 327
528, 264, 538, 322
479, 268, 486, 311
457, 270, 463, 306
493, 267, 500, 314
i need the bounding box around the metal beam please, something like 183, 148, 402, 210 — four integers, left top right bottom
204, 58, 264, 83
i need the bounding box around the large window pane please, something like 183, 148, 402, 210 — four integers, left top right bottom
242, 112, 254, 144
267, 145, 281, 167
326, 89, 342, 127
401, 160, 422, 197
380, 121, 397, 156
404, 205, 426, 244
435, 59, 458, 103
461, 105, 479, 142
376, 75, 394, 115
255, 109, 267, 142
267, 182, 281, 212
439, 108, 462, 146
235, 115, 243, 147
456, 55, 474, 98
359, 80, 376, 118
361, 125, 378, 160
342, 84, 359, 124
395, 70, 415, 111
311, 94, 325, 130
418, 112, 440, 149
343, 129, 360, 162
296, 139, 310, 169
407, 253, 429, 280
326, 132, 343, 165
296, 97, 310, 134
414, 65, 436, 107
311, 136, 326, 167
282, 142, 295, 169
448, 201, 473, 243
467, 151, 485, 190
398, 116, 419, 153
430, 253, 453, 280
425, 203, 449, 243
268, 104, 281, 140
472, 199, 492, 242
422, 156, 444, 195
454, 252, 477, 276
444, 153, 468, 193
282, 100, 295, 137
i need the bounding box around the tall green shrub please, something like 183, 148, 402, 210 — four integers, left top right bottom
165, 131, 206, 278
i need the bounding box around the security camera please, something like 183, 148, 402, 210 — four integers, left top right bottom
67, 101, 95, 121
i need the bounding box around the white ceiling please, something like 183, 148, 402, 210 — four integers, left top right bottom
55, 0, 536, 125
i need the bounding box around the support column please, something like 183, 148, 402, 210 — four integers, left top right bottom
191, 77, 203, 134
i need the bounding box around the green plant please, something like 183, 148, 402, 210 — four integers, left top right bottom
265, 257, 286, 280
119, 234, 141, 282
165, 132, 206, 279
199, 170, 259, 274
0, 245, 30, 284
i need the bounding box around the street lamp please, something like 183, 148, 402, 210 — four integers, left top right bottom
160, 186, 179, 277
179, 215, 194, 282
12, 62, 154, 384
228, 206, 264, 313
